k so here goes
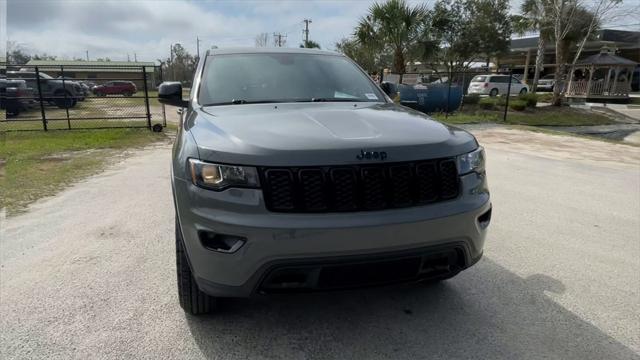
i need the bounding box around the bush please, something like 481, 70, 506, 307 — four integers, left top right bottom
509, 100, 527, 111
479, 97, 498, 110
518, 93, 538, 108
463, 94, 480, 105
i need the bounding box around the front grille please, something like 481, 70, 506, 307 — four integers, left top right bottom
261, 158, 459, 213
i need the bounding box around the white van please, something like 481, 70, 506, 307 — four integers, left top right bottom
467, 75, 529, 96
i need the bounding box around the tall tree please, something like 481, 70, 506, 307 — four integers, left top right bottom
160, 43, 197, 84
570, 0, 622, 65
513, 0, 551, 92
255, 33, 269, 47
548, 1, 598, 105
431, 0, 512, 72
335, 37, 384, 72
355, 0, 430, 74
300, 40, 321, 49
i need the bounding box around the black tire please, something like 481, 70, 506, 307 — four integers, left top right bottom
176, 216, 216, 315
54, 91, 74, 109
489, 88, 498, 97
519, 88, 528, 95
123, 92, 133, 97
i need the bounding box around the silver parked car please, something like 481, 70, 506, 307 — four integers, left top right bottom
536, 74, 556, 92
160, 48, 492, 315
467, 74, 529, 96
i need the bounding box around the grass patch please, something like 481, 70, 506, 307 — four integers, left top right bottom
0, 128, 167, 215
435, 105, 615, 126
432, 112, 501, 124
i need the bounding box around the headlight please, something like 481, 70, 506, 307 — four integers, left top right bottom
456, 146, 485, 175
188, 159, 260, 190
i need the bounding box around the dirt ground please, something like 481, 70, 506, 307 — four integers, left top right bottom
2, 125, 639, 359
472, 126, 640, 170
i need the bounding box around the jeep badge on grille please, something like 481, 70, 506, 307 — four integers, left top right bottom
356, 150, 387, 161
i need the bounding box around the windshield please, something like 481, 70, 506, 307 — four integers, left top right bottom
199, 53, 384, 105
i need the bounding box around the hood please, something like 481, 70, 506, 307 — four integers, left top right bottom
189, 102, 477, 166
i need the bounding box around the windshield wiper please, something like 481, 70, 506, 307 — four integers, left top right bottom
310, 97, 369, 102
202, 99, 285, 106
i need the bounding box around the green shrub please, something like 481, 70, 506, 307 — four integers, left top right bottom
463, 94, 480, 105
518, 93, 538, 108
509, 100, 527, 111
536, 93, 553, 103
479, 97, 498, 110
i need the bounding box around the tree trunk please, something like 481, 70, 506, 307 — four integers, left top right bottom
552, 40, 566, 106
392, 48, 405, 74
531, 37, 545, 94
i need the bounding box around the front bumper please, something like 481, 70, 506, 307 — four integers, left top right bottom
174, 171, 490, 297
467, 88, 489, 95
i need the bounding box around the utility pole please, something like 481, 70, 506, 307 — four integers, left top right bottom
303, 19, 312, 47
170, 44, 175, 81
127, 53, 130, 62
85, 50, 89, 61
134, 52, 137, 62
196, 36, 201, 59
273, 33, 287, 47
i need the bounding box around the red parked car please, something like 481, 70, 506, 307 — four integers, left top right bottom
92, 81, 137, 97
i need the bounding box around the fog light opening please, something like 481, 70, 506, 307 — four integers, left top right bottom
478, 207, 492, 228
198, 231, 246, 253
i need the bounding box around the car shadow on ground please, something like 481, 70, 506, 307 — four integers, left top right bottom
185, 257, 638, 359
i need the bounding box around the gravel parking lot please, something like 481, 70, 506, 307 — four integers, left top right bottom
1, 128, 639, 359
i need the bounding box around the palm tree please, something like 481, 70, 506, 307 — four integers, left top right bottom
514, 0, 551, 93
300, 40, 321, 49
355, 0, 429, 74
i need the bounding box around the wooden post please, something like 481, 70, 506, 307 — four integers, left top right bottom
567, 65, 575, 95
604, 67, 613, 94
613, 66, 620, 95
523, 49, 531, 84
586, 65, 594, 98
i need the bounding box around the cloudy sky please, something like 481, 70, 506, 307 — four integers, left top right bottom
5, 0, 640, 63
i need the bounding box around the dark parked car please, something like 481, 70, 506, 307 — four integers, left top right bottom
0, 79, 35, 116
7, 70, 82, 108
58, 76, 89, 100
92, 81, 137, 97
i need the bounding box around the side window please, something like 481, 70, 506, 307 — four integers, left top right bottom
511, 78, 520, 84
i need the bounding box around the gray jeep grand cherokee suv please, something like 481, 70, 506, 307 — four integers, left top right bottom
160, 48, 491, 315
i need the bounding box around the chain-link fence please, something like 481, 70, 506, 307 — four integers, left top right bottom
1, 64, 167, 131
379, 70, 537, 122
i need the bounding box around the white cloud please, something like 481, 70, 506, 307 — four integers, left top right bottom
7, 0, 639, 62
7, 0, 379, 61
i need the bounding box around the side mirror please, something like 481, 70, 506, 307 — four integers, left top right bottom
380, 81, 397, 97
158, 81, 188, 107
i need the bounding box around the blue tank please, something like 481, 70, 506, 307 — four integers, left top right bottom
385, 83, 463, 114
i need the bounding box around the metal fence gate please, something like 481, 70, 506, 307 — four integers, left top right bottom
379, 69, 521, 121
1, 64, 167, 131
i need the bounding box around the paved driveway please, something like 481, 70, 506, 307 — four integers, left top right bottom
1, 129, 639, 359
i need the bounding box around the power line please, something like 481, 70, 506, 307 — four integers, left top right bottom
273, 32, 287, 47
